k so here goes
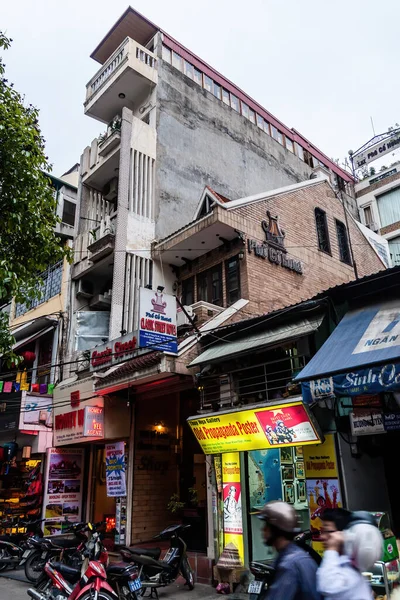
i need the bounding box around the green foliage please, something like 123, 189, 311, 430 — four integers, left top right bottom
167, 494, 185, 514
0, 32, 71, 357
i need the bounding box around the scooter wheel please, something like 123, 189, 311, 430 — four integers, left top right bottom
25, 551, 46, 583
181, 557, 195, 590
0, 548, 10, 572
79, 592, 116, 600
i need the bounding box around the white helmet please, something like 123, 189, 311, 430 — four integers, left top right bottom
344, 522, 383, 572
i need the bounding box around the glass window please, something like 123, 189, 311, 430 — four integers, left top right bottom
376, 187, 400, 228
230, 94, 240, 112
182, 277, 194, 306
241, 102, 249, 119
204, 75, 213, 93
213, 82, 222, 99
389, 237, 400, 266
303, 150, 314, 167
315, 208, 331, 254
172, 51, 182, 70
264, 120, 270, 135
62, 200, 76, 226
336, 220, 352, 265
277, 130, 284, 145
222, 89, 230, 105
248, 109, 256, 124
184, 61, 194, 79
162, 46, 172, 64
193, 67, 202, 86
197, 265, 223, 306
285, 138, 294, 153
225, 256, 241, 305
295, 143, 304, 161
256, 114, 264, 129
363, 205, 373, 225
271, 125, 279, 141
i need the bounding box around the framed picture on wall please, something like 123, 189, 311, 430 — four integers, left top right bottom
297, 480, 306, 502
295, 447, 304, 459
282, 466, 294, 481
280, 447, 293, 464
284, 483, 295, 504
295, 461, 305, 479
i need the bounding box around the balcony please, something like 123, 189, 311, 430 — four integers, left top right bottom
73, 214, 117, 280
15, 262, 63, 318
85, 37, 158, 123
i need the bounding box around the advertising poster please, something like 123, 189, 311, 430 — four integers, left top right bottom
214, 455, 223, 493
188, 399, 322, 454
303, 435, 342, 555
139, 287, 177, 353
105, 442, 127, 497
222, 452, 244, 563
42, 448, 84, 535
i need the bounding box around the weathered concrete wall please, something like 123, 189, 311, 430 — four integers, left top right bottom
155, 62, 313, 239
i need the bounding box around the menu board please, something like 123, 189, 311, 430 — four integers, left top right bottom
42, 447, 84, 535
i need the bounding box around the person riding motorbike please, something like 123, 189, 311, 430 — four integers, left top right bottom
258, 501, 321, 600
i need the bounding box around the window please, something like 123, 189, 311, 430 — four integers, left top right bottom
193, 67, 202, 86
336, 220, 352, 265
295, 143, 304, 161
204, 75, 213, 93
285, 138, 294, 153
377, 187, 400, 228
256, 114, 264, 129
62, 200, 76, 226
184, 61, 194, 79
364, 205, 373, 225
315, 208, 331, 254
213, 81, 222, 99
241, 102, 249, 119
182, 277, 194, 306
172, 51, 182, 70
248, 109, 256, 124
303, 149, 314, 168
222, 88, 230, 105
230, 94, 240, 112
264, 120, 270, 135
197, 264, 223, 306
389, 236, 400, 266
271, 125, 283, 144
199, 194, 214, 217
225, 256, 241, 305
162, 46, 172, 63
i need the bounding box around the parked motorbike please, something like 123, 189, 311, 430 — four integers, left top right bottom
247, 530, 321, 600
0, 517, 44, 573
120, 523, 195, 596
24, 521, 90, 583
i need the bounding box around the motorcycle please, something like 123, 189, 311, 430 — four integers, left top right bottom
247, 530, 321, 600
24, 521, 90, 583
30, 523, 142, 600
0, 517, 44, 574
120, 523, 195, 596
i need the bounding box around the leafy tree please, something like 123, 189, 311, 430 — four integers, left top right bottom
0, 32, 70, 359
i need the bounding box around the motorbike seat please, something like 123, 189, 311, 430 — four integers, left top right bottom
126, 547, 161, 560
44, 536, 78, 549
51, 562, 81, 583
128, 554, 174, 571
107, 563, 137, 576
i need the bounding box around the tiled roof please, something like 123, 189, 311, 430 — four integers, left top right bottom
98, 351, 162, 384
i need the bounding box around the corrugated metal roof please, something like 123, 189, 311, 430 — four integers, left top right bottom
188, 315, 324, 367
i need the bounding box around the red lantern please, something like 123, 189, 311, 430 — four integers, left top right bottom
21, 351, 36, 364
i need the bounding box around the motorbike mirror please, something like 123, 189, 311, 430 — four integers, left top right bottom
88, 523, 93, 531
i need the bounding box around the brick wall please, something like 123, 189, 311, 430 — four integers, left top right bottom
356, 171, 400, 198
381, 220, 400, 236
175, 181, 385, 320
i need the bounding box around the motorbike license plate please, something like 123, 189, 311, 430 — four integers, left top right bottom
41, 552, 48, 559
248, 581, 263, 594
128, 579, 143, 592
22, 551, 31, 558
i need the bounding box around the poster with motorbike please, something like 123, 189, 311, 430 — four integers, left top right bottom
105, 442, 126, 497
41, 447, 84, 536
254, 404, 320, 446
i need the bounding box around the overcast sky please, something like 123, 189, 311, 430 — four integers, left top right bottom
2, 0, 399, 177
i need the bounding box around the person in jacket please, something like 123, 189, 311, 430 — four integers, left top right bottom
317, 509, 374, 600
258, 500, 321, 600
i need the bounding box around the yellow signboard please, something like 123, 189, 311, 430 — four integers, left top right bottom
303, 434, 339, 479
188, 400, 322, 454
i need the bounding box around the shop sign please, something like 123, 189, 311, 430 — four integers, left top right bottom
42, 447, 84, 536
352, 131, 400, 169
214, 455, 223, 493
350, 411, 385, 436
187, 400, 322, 455
90, 332, 138, 372
83, 406, 104, 438
383, 412, 400, 431
222, 452, 244, 563
19, 393, 52, 430
105, 442, 126, 497
139, 287, 177, 353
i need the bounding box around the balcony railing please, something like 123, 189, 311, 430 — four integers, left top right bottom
15, 262, 63, 318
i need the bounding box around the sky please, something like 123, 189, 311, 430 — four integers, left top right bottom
2, 0, 400, 177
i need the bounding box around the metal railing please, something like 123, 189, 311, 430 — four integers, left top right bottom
15, 262, 63, 317
90, 43, 126, 96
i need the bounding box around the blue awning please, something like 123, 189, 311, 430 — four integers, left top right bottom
296, 300, 400, 402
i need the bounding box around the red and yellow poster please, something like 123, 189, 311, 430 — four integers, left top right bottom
222, 452, 244, 563
304, 435, 342, 555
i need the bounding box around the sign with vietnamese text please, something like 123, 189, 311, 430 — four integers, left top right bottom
90, 332, 138, 372
353, 131, 400, 169
187, 400, 322, 454
105, 442, 126, 497
139, 287, 177, 353
83, 406, 104, 437
383, 412, 400, 431
350, 411, 385, 436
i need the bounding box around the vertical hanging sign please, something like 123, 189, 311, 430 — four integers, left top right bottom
222, 452, 244, 563
105, 442, 127, 497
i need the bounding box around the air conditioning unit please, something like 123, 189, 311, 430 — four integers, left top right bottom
103, 178, 118, 202
76, 279, 94, 298
367, 222, 379, 232
219, 374, 237, 408
177, 305, 194, 327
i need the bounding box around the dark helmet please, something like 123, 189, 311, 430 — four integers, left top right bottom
257, 501, 300, 533
347, 511, 378, 528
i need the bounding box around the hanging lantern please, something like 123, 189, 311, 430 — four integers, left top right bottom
22, 446, 32, 459
21, 351, 36, 364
